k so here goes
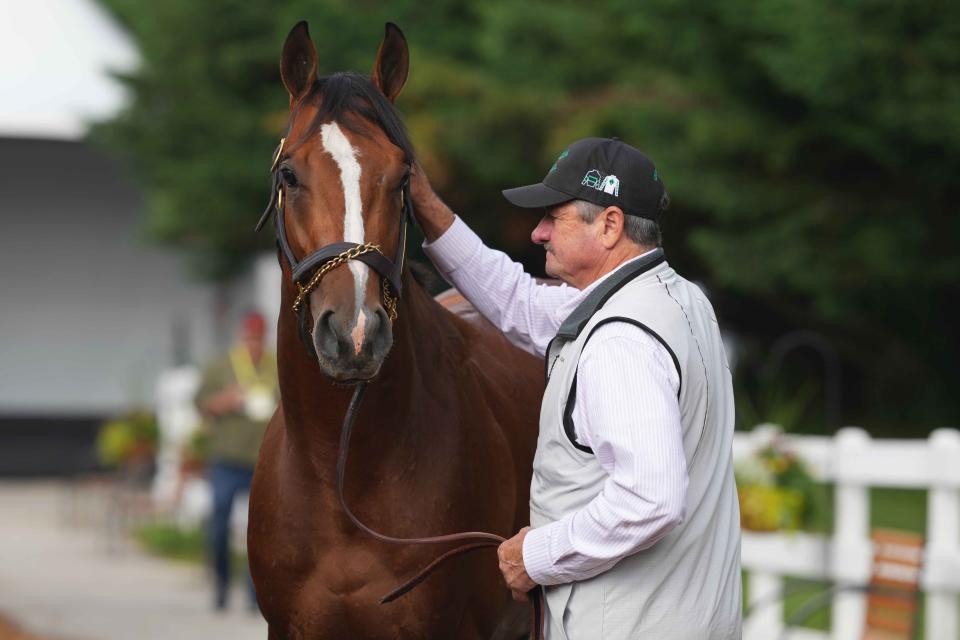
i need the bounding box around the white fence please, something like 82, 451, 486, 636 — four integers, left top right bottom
736, 425, 960, 640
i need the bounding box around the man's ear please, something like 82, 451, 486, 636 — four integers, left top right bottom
599, 206, 626, 249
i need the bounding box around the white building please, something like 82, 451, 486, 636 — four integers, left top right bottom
0, 0, 278, 474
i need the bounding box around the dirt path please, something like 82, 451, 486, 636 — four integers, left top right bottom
0, 481, 266, 640
0, 615, 50, 640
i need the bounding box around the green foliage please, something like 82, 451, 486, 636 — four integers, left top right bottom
94, 0, 960, 429
134, 522, 248, 577
735, 432, 822, 531
96, 410, 159, 467
183, 428, 210, 464
134, 523, 206, 562
736, 378, 820, 432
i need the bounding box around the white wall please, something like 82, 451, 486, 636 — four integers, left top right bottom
0, 0, 138, 140
0, 138, 263, 415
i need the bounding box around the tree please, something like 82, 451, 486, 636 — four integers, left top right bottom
95, 0, 960, 429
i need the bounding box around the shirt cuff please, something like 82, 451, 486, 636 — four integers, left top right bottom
421, 215, 481, 275
522, 521, 563, 586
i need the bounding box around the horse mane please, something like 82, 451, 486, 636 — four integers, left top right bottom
291, 71, 415, 164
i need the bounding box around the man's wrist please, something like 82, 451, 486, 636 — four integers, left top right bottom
422, 216, 483, 275
521, 525, 556, 586
416, 193, 455, 242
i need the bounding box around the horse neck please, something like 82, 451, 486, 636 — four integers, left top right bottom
276, 268, 461, 468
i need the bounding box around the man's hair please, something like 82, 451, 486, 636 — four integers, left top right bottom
574, 194, 668, 248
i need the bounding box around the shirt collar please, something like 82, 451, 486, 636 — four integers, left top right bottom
553, 248, 661, 323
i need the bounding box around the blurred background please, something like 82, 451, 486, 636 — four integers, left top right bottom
0, 0, 957, 639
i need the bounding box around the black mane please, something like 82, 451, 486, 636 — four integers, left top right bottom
291, 71, 414, 163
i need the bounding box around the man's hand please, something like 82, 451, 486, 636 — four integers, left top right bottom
498, 526, 537, 601
201, 385, 245, 417
409, 161, 455, 242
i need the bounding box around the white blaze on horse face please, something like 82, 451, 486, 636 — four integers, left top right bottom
351, 309, 367, 356
320, 122, 368, 320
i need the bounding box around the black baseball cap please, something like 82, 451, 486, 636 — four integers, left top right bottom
502, 138, 666, 221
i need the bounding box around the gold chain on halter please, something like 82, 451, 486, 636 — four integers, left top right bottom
291, 242, 398, 322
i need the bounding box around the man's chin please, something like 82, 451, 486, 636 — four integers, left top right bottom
544, 255, 557, 278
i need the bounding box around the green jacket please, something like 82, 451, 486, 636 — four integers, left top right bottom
194, 351, 277, 468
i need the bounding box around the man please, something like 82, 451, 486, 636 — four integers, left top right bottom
411, 138, 741, 638
195, 311, 278, 611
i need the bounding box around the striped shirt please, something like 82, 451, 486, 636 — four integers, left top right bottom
424, 216, 687, 585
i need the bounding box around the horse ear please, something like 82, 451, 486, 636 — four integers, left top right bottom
371, 23, 409, 103
280, 21, 318, 104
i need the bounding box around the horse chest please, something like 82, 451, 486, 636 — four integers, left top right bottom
251, 471, 502, 638
260, 537, 477, 639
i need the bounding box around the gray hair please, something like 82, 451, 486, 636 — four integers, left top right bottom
574, 195, 667, 248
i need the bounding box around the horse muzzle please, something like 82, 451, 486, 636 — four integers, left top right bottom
311, 302, 393, 382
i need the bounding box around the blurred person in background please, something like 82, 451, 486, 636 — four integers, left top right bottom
195, 311, 277, 611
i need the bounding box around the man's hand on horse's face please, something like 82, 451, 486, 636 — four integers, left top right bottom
497, 526, 537, 599
409, 161, 455, 242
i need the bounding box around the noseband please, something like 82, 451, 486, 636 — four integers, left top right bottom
256, 136, 413, 332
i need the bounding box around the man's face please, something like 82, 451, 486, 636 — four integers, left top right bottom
530, 201, 602, 288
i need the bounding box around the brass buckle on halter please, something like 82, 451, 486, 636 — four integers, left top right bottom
271, 137, 286, 172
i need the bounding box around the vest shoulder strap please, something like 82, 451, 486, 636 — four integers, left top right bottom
562, 317, 682, 455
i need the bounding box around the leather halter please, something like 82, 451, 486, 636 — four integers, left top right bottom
256, 136, 412, 346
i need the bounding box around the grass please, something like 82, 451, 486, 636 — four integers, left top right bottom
133, 523, 248, 578
133, 523, 206, 563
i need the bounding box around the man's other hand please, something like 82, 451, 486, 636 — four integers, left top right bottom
498, 526, 537, 600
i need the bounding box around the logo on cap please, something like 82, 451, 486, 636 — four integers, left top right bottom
582, 170, 620, 197
549, 149, 569, 173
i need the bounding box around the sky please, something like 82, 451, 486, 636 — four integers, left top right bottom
0, 0, 138, 140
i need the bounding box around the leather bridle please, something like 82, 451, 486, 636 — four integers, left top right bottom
256, 136, 412, 353
257, 135, 544, 639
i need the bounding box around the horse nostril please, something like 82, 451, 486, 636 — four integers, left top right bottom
318, 309, 335, 333
369, 307, 392, 352
369, 307, 386, 332
314, 309, 338, 357
373, 307, 388, 328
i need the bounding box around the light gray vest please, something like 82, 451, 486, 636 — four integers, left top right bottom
530, 250, 742, 639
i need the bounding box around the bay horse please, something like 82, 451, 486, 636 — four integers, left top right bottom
247, 22, 544, 640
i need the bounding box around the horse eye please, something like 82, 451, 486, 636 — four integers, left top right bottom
280, 167, 299, 188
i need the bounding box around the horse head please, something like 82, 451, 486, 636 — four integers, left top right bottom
265, 22, 412, 383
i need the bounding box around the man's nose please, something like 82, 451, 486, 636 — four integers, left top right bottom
530, 216, 551, 245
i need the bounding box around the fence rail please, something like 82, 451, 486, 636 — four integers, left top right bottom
735, 425, 960, 640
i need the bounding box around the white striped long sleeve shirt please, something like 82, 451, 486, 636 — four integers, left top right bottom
423, 216, 688, 586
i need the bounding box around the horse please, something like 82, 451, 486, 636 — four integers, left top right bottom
247, 22, 544, 639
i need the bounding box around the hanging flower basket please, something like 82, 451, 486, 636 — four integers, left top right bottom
96, 411, 159, 469
736, 430, 817, 532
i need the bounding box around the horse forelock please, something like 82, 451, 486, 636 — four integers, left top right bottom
287, 72, 414, 164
